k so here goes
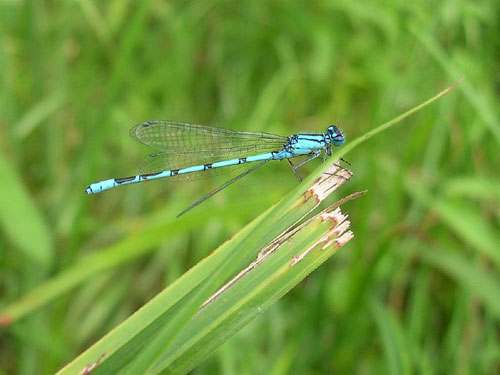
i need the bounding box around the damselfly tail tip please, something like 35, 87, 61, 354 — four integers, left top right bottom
85, 185, 93, 195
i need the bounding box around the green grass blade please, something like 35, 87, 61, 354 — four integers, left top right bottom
444, 176, 500, 202
406, 179, 500, 269
371, 298, 412, 375
0, 149, 53, 269
54, 165, 358, 375
12, 91, 66, 140
158, 206, 353, 375
416, 243, 500, 318
409, 23, 500, 144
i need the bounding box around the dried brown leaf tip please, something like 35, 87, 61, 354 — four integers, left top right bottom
290, 207, 353, 266
303, 161, 353, 204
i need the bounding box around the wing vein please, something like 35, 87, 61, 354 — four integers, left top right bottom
130, 121, 288, 179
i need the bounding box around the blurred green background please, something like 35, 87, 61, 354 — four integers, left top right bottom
1, 0, 499, 374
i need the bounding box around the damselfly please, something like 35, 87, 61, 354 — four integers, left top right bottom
85, 121, 345, 217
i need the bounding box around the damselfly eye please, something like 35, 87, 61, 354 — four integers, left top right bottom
327, 125, 345, 147
327, 125, 337, 135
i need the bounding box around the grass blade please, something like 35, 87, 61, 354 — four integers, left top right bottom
0, 150, 53, 269
55, 164, 358, 375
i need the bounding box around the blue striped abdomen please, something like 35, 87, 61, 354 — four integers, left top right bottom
85, 150, 292, 194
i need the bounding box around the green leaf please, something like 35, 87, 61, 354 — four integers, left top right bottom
55, 164, 357, 375
371, 298, 412, 375
416, 243, 500, 318
406, 180, 500, 269
409, 23, 500, 144
12, 91, 66, 140
157, 206, 353, 375
444, 176, 500, 202
0, 149, 53, 269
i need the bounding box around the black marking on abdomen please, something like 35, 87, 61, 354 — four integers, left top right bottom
115, 176, 136, 184
238, 157, 247, 164
171, 169, 179, 176
140, 172, 162, 179
204, 163, 213, 170
300, 137, 323, 142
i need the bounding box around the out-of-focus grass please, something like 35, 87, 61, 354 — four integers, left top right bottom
0, 1, 499, 374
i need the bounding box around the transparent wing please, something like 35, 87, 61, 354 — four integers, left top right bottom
138, 152, 246, 181
129, 120, 288, 158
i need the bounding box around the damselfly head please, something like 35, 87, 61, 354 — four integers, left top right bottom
327, 125, 345, 147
